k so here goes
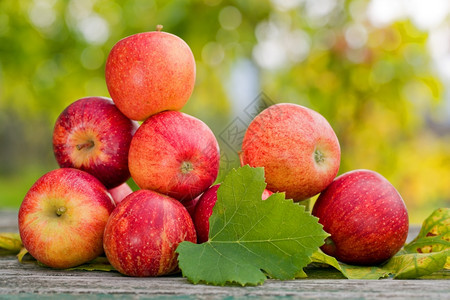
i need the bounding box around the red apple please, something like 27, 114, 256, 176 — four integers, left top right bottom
18, 168, 115, 269
182, 194, 201, 220
194, 184, 273, 243
261, 188, 274, 200
103, 189, 197, 277
108, 182, 133, 205
105, 26, 196, 121
241, 103, 340, 202
311, 169, 409, 265
53, 96, 139, 189
128, 110, 220, 202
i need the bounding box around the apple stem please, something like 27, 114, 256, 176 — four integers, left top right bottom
156, 24, 163, 32
76, 140, 95, 151
237, 151, 245, 166
56, 206, 67, 217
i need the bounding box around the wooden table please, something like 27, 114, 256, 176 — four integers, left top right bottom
1, 210, 448, 299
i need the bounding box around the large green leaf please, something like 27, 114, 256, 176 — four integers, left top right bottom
176, 165, 328, 286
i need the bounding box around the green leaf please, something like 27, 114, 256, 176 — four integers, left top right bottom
412, 208, 449, 239
310, 250, 390, 279
0, 233, 23, 255
404, 208, 450, 269
310, 249, 448, 279
176, 165, 328, 286
17, 253, 116, 272
386, 250, 449, 279
66, 257, 116, 272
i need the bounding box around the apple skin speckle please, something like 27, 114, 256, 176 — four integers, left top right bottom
312, 169, 409, 265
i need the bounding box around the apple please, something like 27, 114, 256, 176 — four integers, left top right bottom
194, 184, 273, 243
53, 96, 139, 189
18, 168, 116, 269
311, 169, 409, 265
240, 103, 341, 202
105, 25, 196, 121
128, 110, 220, 202
261, 188, 274, 200
103, 189, 197, 277
108, 182, 133, 205
182, 194, 201, 220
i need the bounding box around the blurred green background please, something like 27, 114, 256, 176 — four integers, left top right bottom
0, 0, 449, 223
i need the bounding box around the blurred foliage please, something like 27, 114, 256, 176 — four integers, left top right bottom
0, 0, 449, 223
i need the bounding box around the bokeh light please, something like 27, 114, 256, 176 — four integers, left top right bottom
0, 0, 449, 224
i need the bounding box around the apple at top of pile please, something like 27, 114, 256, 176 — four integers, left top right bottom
105, 25, 196, 121
240, 103, 341, 202
53, 96, 139, 189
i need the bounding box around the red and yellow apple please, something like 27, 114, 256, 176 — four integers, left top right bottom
53, 96, 139, 189
105, 26, 196, 121
240, 103, 340, 202
103, 189, 196, 277
312, 169, 409, 265
128, 110, 220, 202
18, 168, 116, 269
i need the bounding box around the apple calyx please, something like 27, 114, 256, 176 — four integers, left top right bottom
181, 161, 194, 174
55, 206, 67, 217
314, 149, 325, 165
156, 24, 163, 32
76, 140, 95, 151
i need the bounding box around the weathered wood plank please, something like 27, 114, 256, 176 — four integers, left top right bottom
0, 210, 448, 299
1, 255, 449, 299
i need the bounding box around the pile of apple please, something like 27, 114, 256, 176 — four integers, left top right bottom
18, 26, 218, 276
18, 26, 409, 277
240, 103, 409, 266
